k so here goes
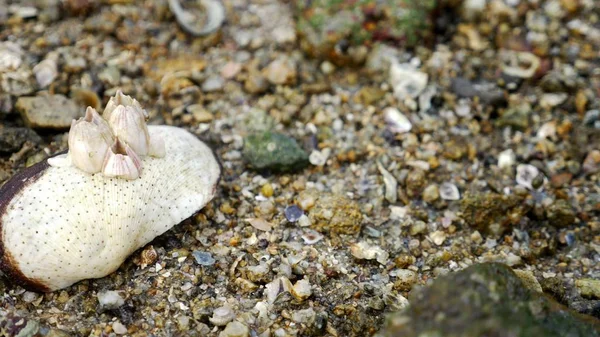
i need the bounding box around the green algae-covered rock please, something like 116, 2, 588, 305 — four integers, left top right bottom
294, 0, 438, 66
377, 263, 600, 337
243, 131, 308, 172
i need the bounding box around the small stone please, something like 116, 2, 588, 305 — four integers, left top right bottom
409, 221, 427, 235
378, 162, 398, 203
422, 184, 439, 203
244, 72, 269, 94
291, 278, 312, 301
192, 251, 216, 266
243, 131, 309, 172
218, 321, 249, 337
264, 58, 296, 85
498, 149, 516, 169
384, 107, 412, 134
389, 63, 428, 99
284, 205, 304, 222
516, 164, 541, 190
301, 229, 323, 244
187, 104, 213, 123
575, 279, 600, 299
393, 269, 418, 292
350, 242, 389, 264
202, 75, 225, 92
210, 305, 235, 326
32, 59, 58, 88
112, 321, 127, 335
16, 94, 82, 130
309, 148, 331, 166
439, 183, 460, 201
292, 308, 316, 324
320, 61, 335, 75
429, 231, 447, 246
582, 150, 600, 174
513, 270, 542, 293
22, 291, 39, 303
261, 183, 274, 197
545, 200, 576, 228
97, 291, 125, 310
0, 42, 23, 71
221, 62, 242, 79
307, 192, 362, 235
247, 218, 273, 231
0, 127, 42, 153
582, 110, 599, 126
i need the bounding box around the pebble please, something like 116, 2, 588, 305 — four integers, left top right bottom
350, 242, 389, 264
582, 150, 600, 174
384, 107, 412, 134
516, 164, 542, 190
389, 62, 428, 99
0, 127, 42, 153
301, 229, 323, 244
202, 75, 225, 92
0, 41, 23, 71
264, 58, 296, 85
15, 93, 82, 130
575, 279, 600, 299
308, 148, 331, 166
112, 321, 127, 335
284, 205, 304, 222
244, 72, 269, 94
242, 131, 309, 172
97, 291, 125, 310
429, 231, 447, 246
582, 110, 599, 127
32, 59, 58, 88
498, 149, 516, 169
221, 62, 242, 79
210, 305, 235, 326
439, 182, 460, 201
192, 251, 216, 266
393, 269, 418, 291
247, 218, 273, 231
422, 184, 439, 203
377, 162, 398, 203
291, 308, 316, 324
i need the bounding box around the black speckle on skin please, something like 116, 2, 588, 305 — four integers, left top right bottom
0, 155, 54, 292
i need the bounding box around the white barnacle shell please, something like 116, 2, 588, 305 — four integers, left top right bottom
107, 105, 150, 157
102, 138, 143, 180
68, 107, 114, 174
0, 125, 220, 291
103, 90, 148, 121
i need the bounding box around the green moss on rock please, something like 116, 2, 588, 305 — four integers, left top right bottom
378, 263, 600, 337
242, 131, 309, 172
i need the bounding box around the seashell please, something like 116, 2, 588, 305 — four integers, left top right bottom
0, 95, 220, 292
168, 0, 225, 37
32, 59, 58, 88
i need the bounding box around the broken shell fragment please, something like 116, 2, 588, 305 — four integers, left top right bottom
0, 92, 220, 292
168, 0, 225, 37
0, 125, 220, 291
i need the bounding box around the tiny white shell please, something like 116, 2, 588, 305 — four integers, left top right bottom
0, 126, 220, 291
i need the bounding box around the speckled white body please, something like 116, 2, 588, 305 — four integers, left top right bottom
1, 126, 219, 291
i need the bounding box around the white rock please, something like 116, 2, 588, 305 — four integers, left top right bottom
377, 162, 398, 203
389, 63, 428, 99
350, 242, 389, 265
112, 321, 127, 335
516, 164, 541, 190
292, 308, 316, 324
309, 148, 331, 166
98, 290, 125, 310
218, 321, 249, 337
498, 149, 516, 169
429, 231, 447, 246
384, 107, 412, 134
439, 182, 460, 200
210, 305, 235, 326
33, 59, 58, 88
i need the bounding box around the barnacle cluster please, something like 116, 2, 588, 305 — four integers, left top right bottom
49, 91, 165, 179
